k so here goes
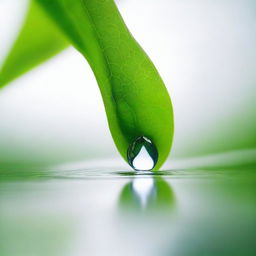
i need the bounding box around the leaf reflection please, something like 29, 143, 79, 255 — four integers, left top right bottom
119, 177, 175, 213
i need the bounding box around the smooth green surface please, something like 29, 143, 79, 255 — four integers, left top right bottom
0, 1, 69, 87
36, 0, 174, 170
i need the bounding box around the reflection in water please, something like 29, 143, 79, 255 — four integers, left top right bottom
116, 177, 176, 256
2, 167, 256, 256
119, 176, 175, 213
132, 178, 154, 208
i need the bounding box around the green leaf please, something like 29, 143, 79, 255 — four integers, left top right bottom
36, 0, 174, 170
0, 0, 69, 87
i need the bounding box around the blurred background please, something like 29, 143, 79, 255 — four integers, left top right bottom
0, 0, 255, 167
0, 1, 256, 256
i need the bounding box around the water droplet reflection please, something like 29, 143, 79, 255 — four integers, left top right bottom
132, 178, 154, 209
119, 177, 175, 213
127, 136, 158, 171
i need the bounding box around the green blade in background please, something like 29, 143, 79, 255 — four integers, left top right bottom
0, 0, 69, 88
36, 0, 174, 171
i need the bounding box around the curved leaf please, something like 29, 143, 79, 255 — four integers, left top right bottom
0, 0, 69, 87
36, 0, 174, 170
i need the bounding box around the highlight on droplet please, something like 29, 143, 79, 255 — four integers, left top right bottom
127, 136, 158, 171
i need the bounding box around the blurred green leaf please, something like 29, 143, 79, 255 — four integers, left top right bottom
0, 1, 69, 87
36, 0, 174, 170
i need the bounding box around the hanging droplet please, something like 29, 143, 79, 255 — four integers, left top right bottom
127, 136, 158, 171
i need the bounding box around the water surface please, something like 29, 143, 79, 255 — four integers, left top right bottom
0, 161, 256, 256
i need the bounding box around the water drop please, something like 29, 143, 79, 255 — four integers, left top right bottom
127, 136, 158, 171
